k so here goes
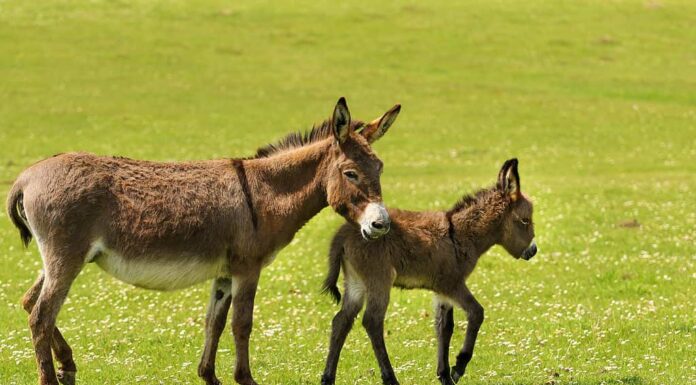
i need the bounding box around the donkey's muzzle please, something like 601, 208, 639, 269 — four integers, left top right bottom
522, 242, 537, 260
359, 202, 390, 240
361, 219, 391, 240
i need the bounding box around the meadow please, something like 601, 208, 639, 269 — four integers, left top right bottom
0, 1, 694, 384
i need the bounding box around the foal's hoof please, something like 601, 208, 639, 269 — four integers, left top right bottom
57, 370, 76, 385
450, 367, 464, 383
198, 366, 222, 385
234, 374, 258, 385
438, 374, 456, 385
204, 377, 222, 385
320, 374, 335, 385
202, 374, 222, 385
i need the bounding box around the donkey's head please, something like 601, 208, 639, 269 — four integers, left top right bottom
496, 159, 537, 260
325, 97, 400, 240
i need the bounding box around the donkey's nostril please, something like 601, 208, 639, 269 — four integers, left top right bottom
371, 221, 385, 230
523, 243, 538, 260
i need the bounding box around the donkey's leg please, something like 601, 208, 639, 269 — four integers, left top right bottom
198, 278, 233, 385
29, 250, 83, 385
450, 285, 484, 383
362, 287, 399, 385
321, 277, 365, 385
230, 271, 260, 385
51, 331, 76, 385
434, 299, 455, 385
21, 273, 77, 385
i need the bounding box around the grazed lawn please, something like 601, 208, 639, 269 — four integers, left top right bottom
0, 1, 694, 384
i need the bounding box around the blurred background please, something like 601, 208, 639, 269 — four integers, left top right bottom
0, 1, 694, 384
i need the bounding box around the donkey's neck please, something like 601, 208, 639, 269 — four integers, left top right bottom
245, 140, 331, 245
451, 193, 508, 260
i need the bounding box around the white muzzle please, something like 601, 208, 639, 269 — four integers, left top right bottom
359, 202, 390, 240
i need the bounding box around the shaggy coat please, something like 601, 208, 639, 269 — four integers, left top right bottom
321, 159, 537, 385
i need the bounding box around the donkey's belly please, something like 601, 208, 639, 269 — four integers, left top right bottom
92, 248, 228, 291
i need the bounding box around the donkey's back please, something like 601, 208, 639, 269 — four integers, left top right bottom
323, 208, 460, 297
7, 152, 245, 290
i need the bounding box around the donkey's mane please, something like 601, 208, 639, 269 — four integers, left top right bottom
254, 120, 365, 158
447, 186, 498, 215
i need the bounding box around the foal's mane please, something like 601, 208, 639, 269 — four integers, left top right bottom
254, 120, 365, 158
446, 186, 498, 215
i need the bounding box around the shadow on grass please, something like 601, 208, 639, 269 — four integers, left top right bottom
579, 377, 644, 385
482, 375, 644, 385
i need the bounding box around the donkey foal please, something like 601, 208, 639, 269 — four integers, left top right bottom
321, 159, 537, 385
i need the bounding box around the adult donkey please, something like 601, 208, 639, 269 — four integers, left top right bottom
6, 97, 401, 385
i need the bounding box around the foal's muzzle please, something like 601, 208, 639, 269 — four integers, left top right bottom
359, 202, 390, 240
522, 241, 537, 260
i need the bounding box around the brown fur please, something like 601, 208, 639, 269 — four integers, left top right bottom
320, 159, 537, 385
6, 98, 401, 385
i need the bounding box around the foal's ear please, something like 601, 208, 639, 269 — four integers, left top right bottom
361, 104, 401, 144
497, 158, 521, 201
332, 97, 352, 143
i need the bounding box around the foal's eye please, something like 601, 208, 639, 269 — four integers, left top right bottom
343, 170, 359, 181
519, 218, 530, 226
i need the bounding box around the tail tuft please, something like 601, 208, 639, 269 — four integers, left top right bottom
322, 282, 342, 305
7, 184, 32, 247
321, 232, 345, 305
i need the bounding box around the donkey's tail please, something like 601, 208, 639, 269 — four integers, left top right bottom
6, 181, 32, 247
321, 232, 345, 305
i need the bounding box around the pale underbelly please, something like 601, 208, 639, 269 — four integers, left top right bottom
92, 250, 228, 291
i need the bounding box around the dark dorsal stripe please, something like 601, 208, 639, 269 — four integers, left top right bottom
445, 211, 462, 260
231, 159, 258, 230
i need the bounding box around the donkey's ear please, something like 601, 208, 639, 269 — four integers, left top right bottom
332, 97, 352, 143
361, 104, 401, 144
497, 158, 521, 201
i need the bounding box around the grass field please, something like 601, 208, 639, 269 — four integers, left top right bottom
1, 1, 695, 384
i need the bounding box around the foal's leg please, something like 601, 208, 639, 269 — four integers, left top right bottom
198, 278, 233, 385
450, 285, 484, 383
321, 277, 365, 385
230, 271, 260, 385
434, 299, 455, 385
22, 273, 78, 385
29, 249, 83, 385
362, 287, 398, 385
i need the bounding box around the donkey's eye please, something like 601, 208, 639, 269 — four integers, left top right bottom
519, 218, 530, 226
343, 170, 359, 181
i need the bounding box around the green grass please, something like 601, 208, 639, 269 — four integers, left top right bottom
1, 0, 695, 384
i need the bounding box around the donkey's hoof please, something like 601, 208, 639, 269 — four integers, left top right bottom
234, 375, 258, 385
198, 365, 222, 385
438, 374, 456, 385
201, 374, 222, 385
450, 367, 463, 383
57, 370, 76, 385
320, 373, 335, 385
